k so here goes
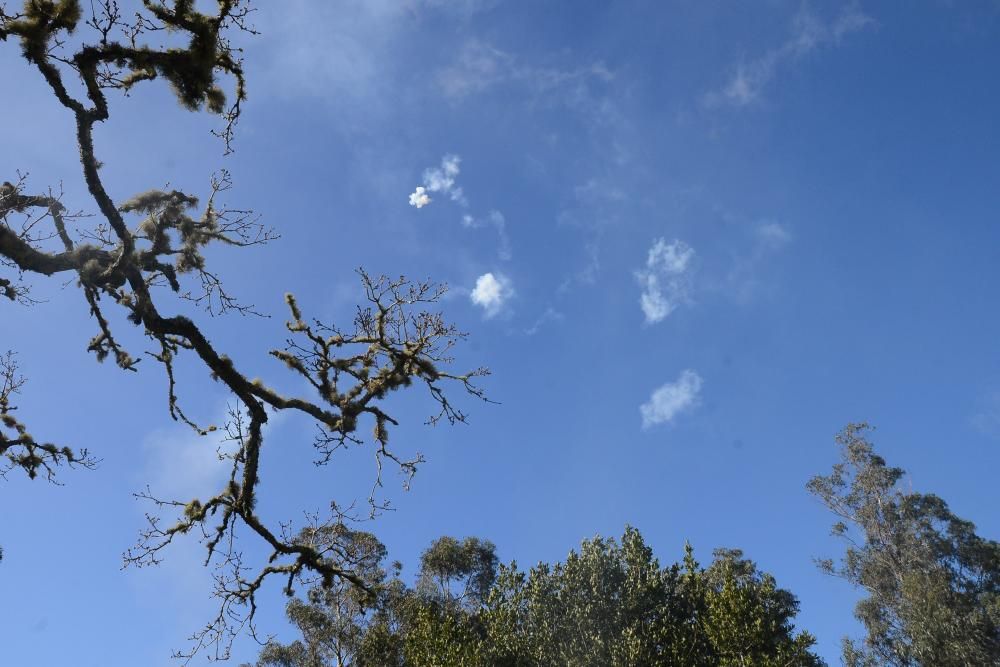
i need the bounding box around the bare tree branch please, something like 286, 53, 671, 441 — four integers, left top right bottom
1, 1, 488, 660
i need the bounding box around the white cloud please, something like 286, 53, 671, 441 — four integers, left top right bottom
635, 239, 695, 324
409, 154, 465, 208
704, 5, 874, 108
422, 154, 466, 205
470, 272, 513, 318
640, 370, 703, 429
409, 186, 431, 208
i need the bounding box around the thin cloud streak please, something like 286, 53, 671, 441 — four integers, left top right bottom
438, 39, 615, 101
463, 210, 512, 261
704, 4, 874, 109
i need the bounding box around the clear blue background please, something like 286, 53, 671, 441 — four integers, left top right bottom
3, 1, 1000, 664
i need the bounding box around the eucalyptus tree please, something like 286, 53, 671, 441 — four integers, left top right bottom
479, 528, 822, 667
0, 1, 486, 659
809, 423, 1000, 666
256, 528, 823, 667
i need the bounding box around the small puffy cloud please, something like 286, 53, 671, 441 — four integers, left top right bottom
470, 272, 512, 318
635, 239, 695, 324
640, 370, 703, 429
409, 186, 431, 208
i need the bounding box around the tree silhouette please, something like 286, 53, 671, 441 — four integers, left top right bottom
1, 1, 487, 660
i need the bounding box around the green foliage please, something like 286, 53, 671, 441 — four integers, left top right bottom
808, 423, 1000, 666
417, 536, 498, 608
701, 549, 823, 666
477, 529, 822, 667
254, 527, 822, 667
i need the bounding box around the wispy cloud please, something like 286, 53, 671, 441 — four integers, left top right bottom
470, 272, 513, 318
725, 221, 792, 302
641, 370, 703, 429
260, 1, 498, 106
704, 4, 875, 109
524, 306, 564, 336
756, 221, 792, 248
410, 154, 465, 207
438, 39, 615, 101
143, 417, 233, 502
409, 154, 461, 209
438, 40, 513, 98
411, 155, 513, 259
260, 1, 404, 104
635, 239, 695, 324
971, 391, 1000, 437
556, 179, 629, 293
462, 210, 511, 260
423, 154, 466, 204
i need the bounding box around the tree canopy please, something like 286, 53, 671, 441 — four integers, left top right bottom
252, 527, 824, 667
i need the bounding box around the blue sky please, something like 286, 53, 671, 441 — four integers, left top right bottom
4, 0, 1000, 663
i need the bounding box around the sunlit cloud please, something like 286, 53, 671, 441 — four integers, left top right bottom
640, 370, 703, 429
409, 186, 431, 208
470, 272, 513, 318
